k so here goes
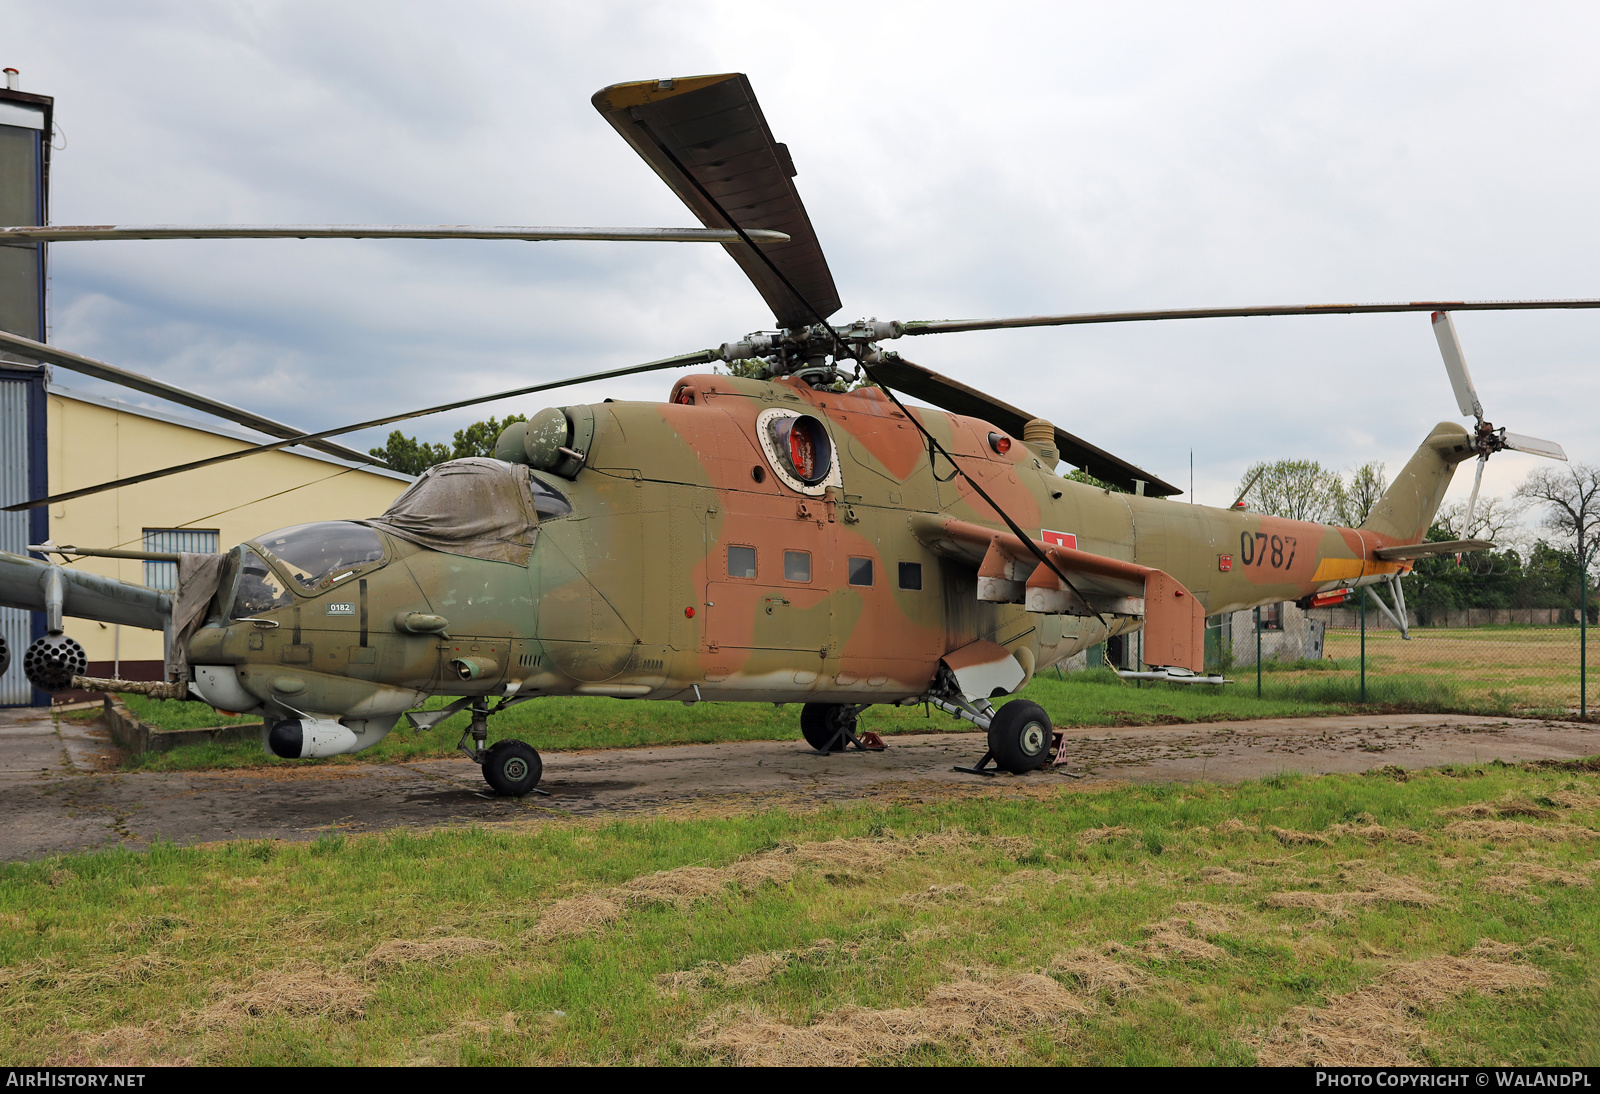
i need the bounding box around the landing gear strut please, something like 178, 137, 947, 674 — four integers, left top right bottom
920, 666, 1058, 777
457, 699, 546, 797
799, 703, 886, 753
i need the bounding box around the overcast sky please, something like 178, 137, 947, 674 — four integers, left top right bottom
7, 0, 1599, 526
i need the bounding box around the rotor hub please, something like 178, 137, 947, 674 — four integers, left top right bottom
716, 318, 902, 386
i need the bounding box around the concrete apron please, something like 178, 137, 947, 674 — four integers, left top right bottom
0, 705, 1595, 861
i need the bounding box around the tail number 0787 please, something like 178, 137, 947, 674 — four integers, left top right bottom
1239, 531, 1296, 570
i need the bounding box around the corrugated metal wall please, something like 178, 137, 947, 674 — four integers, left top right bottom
0, 376, 34, 705
0, 90, 51, 706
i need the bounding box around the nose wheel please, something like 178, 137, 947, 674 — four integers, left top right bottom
457, 699, 547, 797
482, 739, 543, 796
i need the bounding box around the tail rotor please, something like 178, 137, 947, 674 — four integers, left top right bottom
1430, 310, 1567, 536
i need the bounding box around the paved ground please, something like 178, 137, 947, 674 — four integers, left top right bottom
1, 706, 1596, 861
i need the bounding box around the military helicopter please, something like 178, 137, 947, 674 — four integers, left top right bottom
0, 72, 1589, 794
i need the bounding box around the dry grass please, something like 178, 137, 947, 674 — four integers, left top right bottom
985, 869, 1068, 900
621, 865, 757, 909
1047, 948, 1148, 999
364, 936, 503, 970
1439, 800, 1560, 821
197, 964, 369, 1027
1268, 826, 1332, 846
1138, 902, 1233, 962
52, 1023, 189, 1068
1266, 869, 1441, 917
530, 893, 629, 939
694, 969, 1089, 1065
1443, 820, 1598, 842
1324, 823, 1429, 844
1249, 954, 1549, 1066
1479, 863, 1594, 894
1200, 866, 1252, 885
529, 831, 1027, 939
898, 883, 971, 905
1215, 819, 1256, 834
1078, 825, 1135, 844
657, 949, 802, 998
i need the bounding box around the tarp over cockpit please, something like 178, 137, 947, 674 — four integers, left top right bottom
365, 458, 542, 566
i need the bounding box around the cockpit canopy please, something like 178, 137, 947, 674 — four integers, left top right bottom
213, 460, 568, 622
222, 521, 388, 619
257, 521, 387, 592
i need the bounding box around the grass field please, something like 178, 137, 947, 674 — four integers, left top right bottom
112, 669, 1359, 772
99, 629, 1588, 773
3, 760, 1596, 1066
1323, 625, 1595, 712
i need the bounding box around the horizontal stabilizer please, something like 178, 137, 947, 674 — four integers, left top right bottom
1373, 539, 1494, 560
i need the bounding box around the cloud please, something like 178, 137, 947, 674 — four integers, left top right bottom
8, 0, 1599, 513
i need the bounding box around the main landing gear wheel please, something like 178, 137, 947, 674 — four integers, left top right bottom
800, 703, 856, 752
988, 700, 1053, 774
482, 739, 543, 796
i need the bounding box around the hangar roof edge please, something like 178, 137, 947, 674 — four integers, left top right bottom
46, 383, 418, 483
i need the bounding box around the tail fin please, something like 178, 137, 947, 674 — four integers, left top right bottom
1359, 422, 1476, 543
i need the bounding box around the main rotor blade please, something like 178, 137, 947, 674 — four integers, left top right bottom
2, 348, 720, 512
593, 74, 840, 329
869, 353, 1182, 497
898, 298, 1600, 336
1501, 431, 1568, 461
0, 328, 375, 465
1431, 311, 1483, 423
0, 224, 790, 244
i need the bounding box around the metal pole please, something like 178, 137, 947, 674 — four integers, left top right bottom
1360, 588, 1367, 703
1582, 561, 1588, 719
1255, 605, 1262, 698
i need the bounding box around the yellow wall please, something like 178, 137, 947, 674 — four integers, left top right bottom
46, 388, 412, 664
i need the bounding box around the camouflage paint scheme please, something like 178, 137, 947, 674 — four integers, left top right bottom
182, 372, 1475, 743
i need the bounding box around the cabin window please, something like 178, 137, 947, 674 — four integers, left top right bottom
898, 562, 923, 590
848, 557, 873, 587
728, 545, 757, 579
784, 550, 812, 582
142, 528, 219, 590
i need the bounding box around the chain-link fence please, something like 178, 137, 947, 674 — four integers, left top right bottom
1199, 587, 1593, 716
1062, 581, 1593, 717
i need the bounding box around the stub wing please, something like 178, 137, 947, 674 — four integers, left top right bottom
0, 550, 171, 631
909, 514, 1205, 673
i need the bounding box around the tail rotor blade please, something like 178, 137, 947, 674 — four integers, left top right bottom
1431, 311, 1485, 424
1500, 432, 1568, 461
1463, 454, 1488, 539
